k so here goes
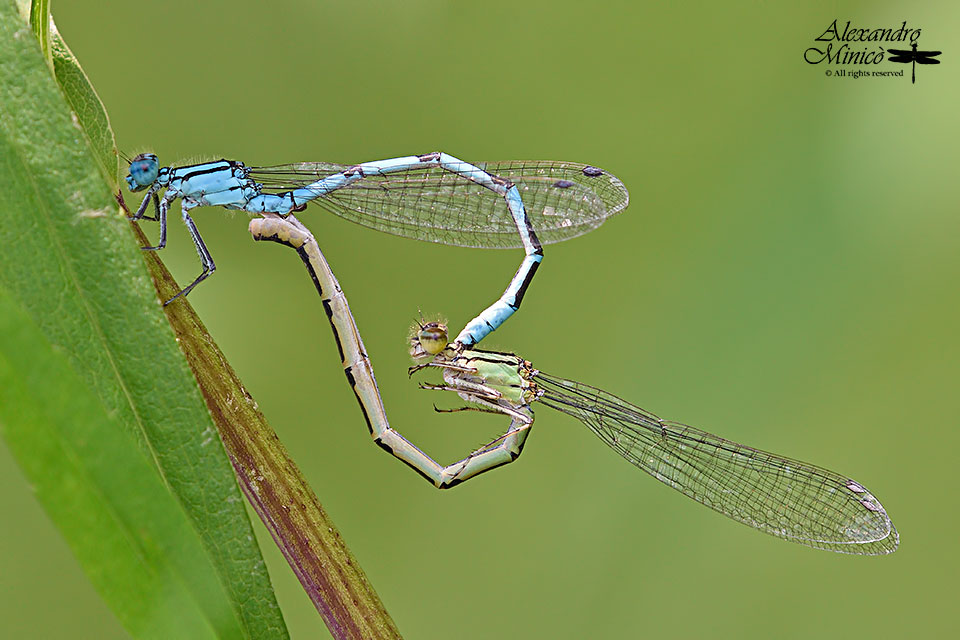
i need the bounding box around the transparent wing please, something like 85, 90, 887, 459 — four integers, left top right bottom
536, 373, 898, 554
250, 161, 629, 248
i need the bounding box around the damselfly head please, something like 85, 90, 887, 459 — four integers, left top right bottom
410, 321, 449, 359
126, 153, 159, 192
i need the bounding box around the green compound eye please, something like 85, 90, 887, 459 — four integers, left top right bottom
417, 322, 449, 355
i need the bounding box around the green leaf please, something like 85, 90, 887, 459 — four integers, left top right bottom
50, 22, 118, 187
0, 3, 287, 638
0, 286, 239, 639
27, 0, 50, 67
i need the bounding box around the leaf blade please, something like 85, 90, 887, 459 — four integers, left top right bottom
0, 287, 230, 640
0, 4, 288, 637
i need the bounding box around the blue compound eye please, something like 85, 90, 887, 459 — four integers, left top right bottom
126, 153, 159, 191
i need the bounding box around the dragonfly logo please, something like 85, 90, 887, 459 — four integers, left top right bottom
804, 20, 941, 84
887, 42, 941, 84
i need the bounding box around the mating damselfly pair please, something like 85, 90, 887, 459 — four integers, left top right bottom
125, 151, 897, 555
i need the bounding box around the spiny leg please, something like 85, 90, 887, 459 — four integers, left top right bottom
164, 205, 215, 305
127, 186, 168, 253
434, 395, 534, 424
141, 193, 162, 221
434, 405, 505, 416
129, 187, 158, 221
138, 194, 169, 252
408, 359, 479, 377
418, 380, 503, 399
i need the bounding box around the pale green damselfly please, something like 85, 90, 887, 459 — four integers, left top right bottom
407, 324, 898, 555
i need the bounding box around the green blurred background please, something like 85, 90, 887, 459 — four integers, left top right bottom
2, 1, 957, 637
